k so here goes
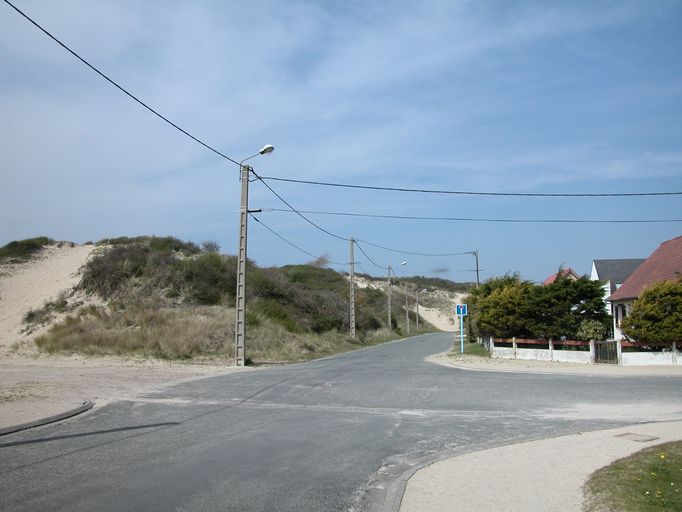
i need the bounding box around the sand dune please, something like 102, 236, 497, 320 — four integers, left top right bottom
0, 243, 95, 352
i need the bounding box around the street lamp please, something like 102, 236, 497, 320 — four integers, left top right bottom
416, 288, 427, 331
234, 144, 275, 367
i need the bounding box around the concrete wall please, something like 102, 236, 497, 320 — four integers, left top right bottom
490, 338, 678, 366
552, 351, 591, 364
622, 351, 678, 366
490, 339, 591, 365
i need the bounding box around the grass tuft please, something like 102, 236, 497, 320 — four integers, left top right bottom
583, 441, 682, 512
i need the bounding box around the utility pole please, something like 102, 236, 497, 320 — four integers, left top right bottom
474, 250, 480, 287
349, 238, 356, 340
387, 265, 392, 329
416, 289, 426, 331
234, 163, 250, 366
416, 291, 419, 331
234, 145, 274, 367
405, 285, 410, 335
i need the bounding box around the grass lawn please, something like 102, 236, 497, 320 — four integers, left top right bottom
446, 338, 490, 358
583, 441, 682, 511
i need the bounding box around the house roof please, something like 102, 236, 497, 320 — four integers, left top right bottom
543, 267, 580, 285
608, 236, 682, 302
592, 259, 646, 293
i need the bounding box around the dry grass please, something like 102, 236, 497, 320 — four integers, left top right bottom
35, 305, 233, 359
33, 305, 406, 364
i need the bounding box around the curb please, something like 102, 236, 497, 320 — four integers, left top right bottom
0, 399, 94, 436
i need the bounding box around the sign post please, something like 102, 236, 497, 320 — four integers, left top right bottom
455, 304, 468, 354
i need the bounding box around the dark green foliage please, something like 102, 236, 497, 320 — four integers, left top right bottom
252, 299, 301, 332
403, 275, 474, 293
183, 252, 234, 305
466, 273, 610, 340
529, 275, 609, 339
621, 278, 682, 343
97, 236, 200, 255
81, 244, 151, 297
0, 237, 53, 260
356, 272, 473, 294
78, 236, 398, 338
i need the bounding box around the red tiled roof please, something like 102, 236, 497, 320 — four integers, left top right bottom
543, 268, 579, 285
608, 236, 682, 301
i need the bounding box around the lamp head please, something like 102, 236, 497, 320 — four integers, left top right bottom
259, 144, 275, 155
400, 261, 407, 266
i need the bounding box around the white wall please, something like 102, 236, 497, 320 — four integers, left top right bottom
622, 352, 676, 366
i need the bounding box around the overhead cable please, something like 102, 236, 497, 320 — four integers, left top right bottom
249, 213, 348, 266
355, 239, 473, 257
3, 0, 240, 166
262, 208, 682, 224
353, 240, 388, 270
252, 174, 472, 258
259, 176, 682, 198
251, 171, 350, 242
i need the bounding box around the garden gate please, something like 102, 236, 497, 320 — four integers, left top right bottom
594, 340, 618, 364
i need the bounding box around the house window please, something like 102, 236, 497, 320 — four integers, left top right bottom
617, 304, 627, 326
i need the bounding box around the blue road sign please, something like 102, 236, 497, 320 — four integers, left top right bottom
456, 304, 468, 316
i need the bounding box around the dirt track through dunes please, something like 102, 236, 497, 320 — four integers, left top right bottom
0, 243, 95, 352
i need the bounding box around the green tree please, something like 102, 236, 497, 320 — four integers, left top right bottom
621, 277, 682, 343
529, 275, 609, 339
466, 274, 534, 338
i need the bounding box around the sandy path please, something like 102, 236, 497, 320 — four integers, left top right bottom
0, 243, 96, 352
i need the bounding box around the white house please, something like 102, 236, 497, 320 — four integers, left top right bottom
608, 236, 682, 340
590, 259, 644, 313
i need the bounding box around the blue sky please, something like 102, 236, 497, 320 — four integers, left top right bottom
1, 0, 680, 283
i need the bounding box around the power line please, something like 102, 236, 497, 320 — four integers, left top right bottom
3, 0, 240, 166
249, 213, 348, 266
8, 0, 680, 204
253, 174, 474, 257
251, 171, 351, 242
353, 240, 387, 270
355, 238, 473, 257
259, 175, 682, 198
261, 207, 682, 224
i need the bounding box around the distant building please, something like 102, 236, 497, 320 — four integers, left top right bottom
543, 268, 580, 286
608, 236, 682, 339
590, 259, 645, 313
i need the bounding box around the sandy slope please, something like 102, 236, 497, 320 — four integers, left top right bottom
417, 307, 456, 332
0, 243, 96, 352
0, 242, 238, 429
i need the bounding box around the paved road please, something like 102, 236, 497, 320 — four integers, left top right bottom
2, 333, 680, 511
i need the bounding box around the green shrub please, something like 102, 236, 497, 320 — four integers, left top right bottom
0, 237, 53, 260
622, 278, 682, 343
97, 236, 200, 255
576, 318, 611, 341
183, 252, 234, 305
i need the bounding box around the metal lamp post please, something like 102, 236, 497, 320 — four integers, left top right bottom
234, 144, 274, 366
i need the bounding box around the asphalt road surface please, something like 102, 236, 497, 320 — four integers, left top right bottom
2, 333, 680, 511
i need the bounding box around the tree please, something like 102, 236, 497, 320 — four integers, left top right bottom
477, 279, 534, 338
621, 277, 682, 343
529, 275, 609, 340
466, 274, 534, 338
466, 272, 609, 340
